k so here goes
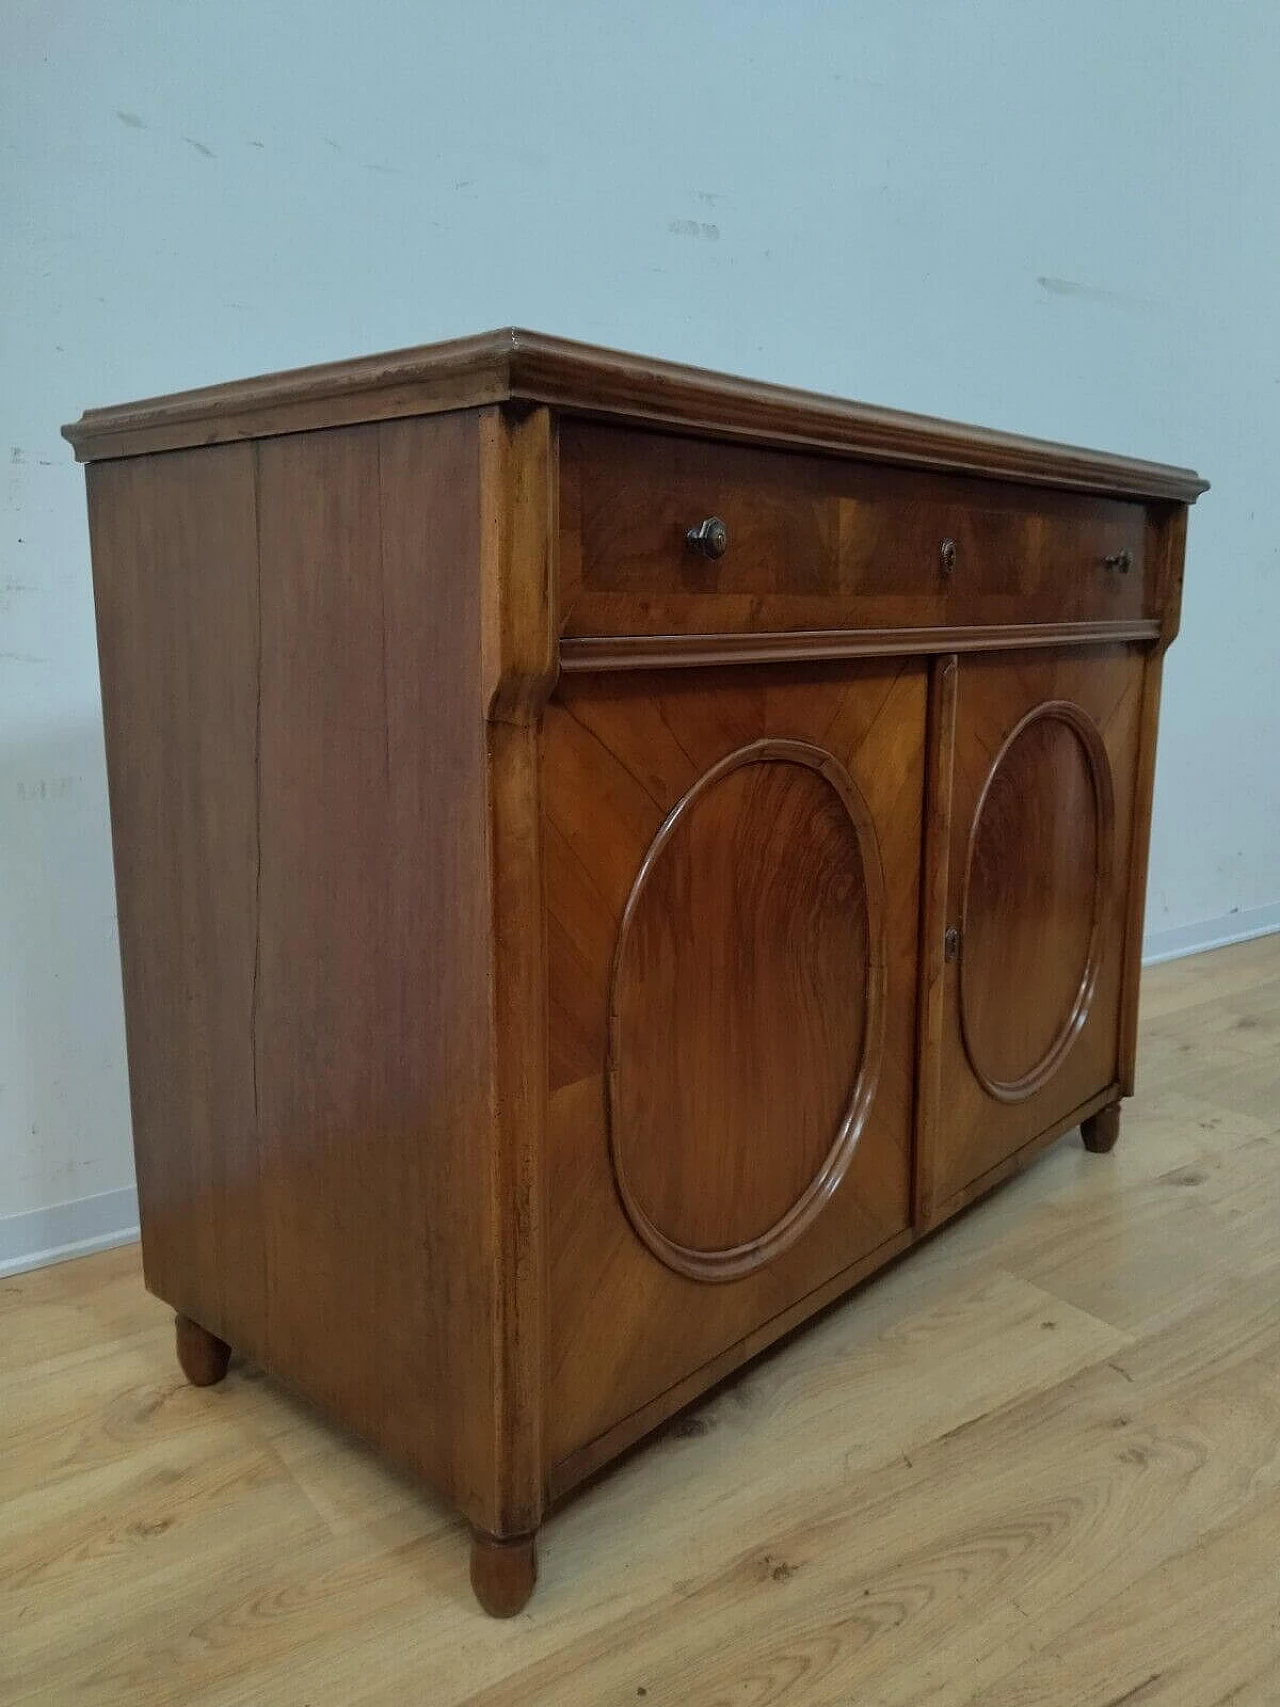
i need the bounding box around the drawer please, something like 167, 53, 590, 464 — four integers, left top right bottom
558, 420, 1152, 638
941, 487, 1152, 628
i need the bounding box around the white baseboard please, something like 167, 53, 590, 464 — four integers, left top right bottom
3, 904, 1276, 1279
1142, 902, 1280, 967
0, 1186, 139, 1279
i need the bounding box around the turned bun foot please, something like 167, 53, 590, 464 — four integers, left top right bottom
469, 1528, 538, 1617
174, 1314, 232, 1386
1081, 1101, 1121, 1154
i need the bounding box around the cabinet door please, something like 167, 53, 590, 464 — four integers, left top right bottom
920, 646, 1146, 1217
543, 659, 925, 1472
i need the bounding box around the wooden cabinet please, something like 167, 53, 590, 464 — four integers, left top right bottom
64, 330, 1205, 1617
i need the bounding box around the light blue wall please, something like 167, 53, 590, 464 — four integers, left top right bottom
3, 2, 1277, 1242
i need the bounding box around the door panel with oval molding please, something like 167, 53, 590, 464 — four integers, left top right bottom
544, 659, 925, 1467
924, 646, 1146, 1214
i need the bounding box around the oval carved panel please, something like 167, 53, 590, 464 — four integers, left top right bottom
960, 700, 1115, 1103
607, 739, 885, 1283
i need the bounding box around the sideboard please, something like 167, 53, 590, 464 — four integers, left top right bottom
64, 331, 1206, 1616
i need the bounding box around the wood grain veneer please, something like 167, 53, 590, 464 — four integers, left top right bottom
543, 660, 922, 1464
559, 419, 1154, 637
67, 331, 1204, 1615
606, 737, 884, 1281
86, 411, 541, 1539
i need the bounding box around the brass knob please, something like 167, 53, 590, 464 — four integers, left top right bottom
686, 516, 728, 560
940, 538, 957, 576
1104, 547, 1133, 574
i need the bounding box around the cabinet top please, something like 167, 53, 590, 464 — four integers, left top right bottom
62, 327, 1207, 501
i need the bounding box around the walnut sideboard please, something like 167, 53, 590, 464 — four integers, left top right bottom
64, 331, 1205, 1616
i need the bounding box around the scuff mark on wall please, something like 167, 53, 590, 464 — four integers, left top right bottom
669, 219, 720, 241
1036, 274, 1159, 311
17, 777, 79, 801
1, 580, 37, 616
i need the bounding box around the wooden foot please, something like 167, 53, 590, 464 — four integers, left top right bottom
174, 1314, 231, 1386
1081, 1102, 1121, 1154
469, 1528, 538, 1617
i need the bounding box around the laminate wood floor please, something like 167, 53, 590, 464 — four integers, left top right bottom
3, 935, 1278, 1705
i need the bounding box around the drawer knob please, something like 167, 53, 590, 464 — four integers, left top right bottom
940, 537, 957, 576
686, 516, 729, 560
1104, 547, 1134, 574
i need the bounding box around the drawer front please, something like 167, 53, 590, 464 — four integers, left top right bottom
941, 490, 1151, 628
558, 420, 1152, 638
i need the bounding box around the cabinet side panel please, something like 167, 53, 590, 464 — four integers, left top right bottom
88, 446, 264, 1342
250, 414, 498, 1516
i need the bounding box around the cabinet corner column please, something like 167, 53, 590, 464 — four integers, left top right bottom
1117, 503, 1187, 1099
474, 404, 558, 1550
